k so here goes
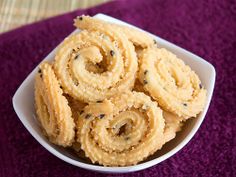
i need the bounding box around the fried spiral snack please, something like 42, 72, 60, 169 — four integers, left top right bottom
139, 48, 207, 118
54, 17, 138, 103
77, 91, 165, 166
34, 62, 75, 146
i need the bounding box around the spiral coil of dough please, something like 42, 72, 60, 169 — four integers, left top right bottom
76, 91, 165, 166
34, 62, 75, 146
54, 16, 138, 102
139, 48, 207, 118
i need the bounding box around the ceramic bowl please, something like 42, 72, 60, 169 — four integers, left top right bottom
12, 13, 216, 173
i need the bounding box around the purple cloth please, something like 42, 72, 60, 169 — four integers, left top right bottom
0, 0, 235, 176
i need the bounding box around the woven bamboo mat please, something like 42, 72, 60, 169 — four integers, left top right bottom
0, 0, 110, 33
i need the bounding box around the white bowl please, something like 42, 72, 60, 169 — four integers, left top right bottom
12, 13, 216, 173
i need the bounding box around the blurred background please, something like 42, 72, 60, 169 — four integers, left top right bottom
0, 0, 110, 33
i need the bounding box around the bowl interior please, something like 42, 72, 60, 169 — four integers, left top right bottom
12, 13, 215, 173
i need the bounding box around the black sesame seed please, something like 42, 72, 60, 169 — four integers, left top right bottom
183, 103, 188, 107
72, 49, 76, 52
38, 69, 41, 73
85, 114, 91, 119
96, 100, 103, 103
79, 16, 83, 20
60, 86, 63, 89
40, 74, 42, 78
98, 114, 105, 119
143, 80, 148, 85
199, 84, 202, 89
74, 54, 80, 60
110, 50, 115, 56
80, 110, 84, 115
144, 70, 148, 75
153, 39, 157, 44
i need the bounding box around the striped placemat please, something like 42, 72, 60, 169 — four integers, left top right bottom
0, 0, 110, 33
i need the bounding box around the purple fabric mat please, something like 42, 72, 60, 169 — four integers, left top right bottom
0, 0, 235, 176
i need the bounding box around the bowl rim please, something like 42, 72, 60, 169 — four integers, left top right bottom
12, 13, 216, 173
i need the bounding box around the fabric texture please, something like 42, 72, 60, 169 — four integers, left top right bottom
0, 0, 235, 176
